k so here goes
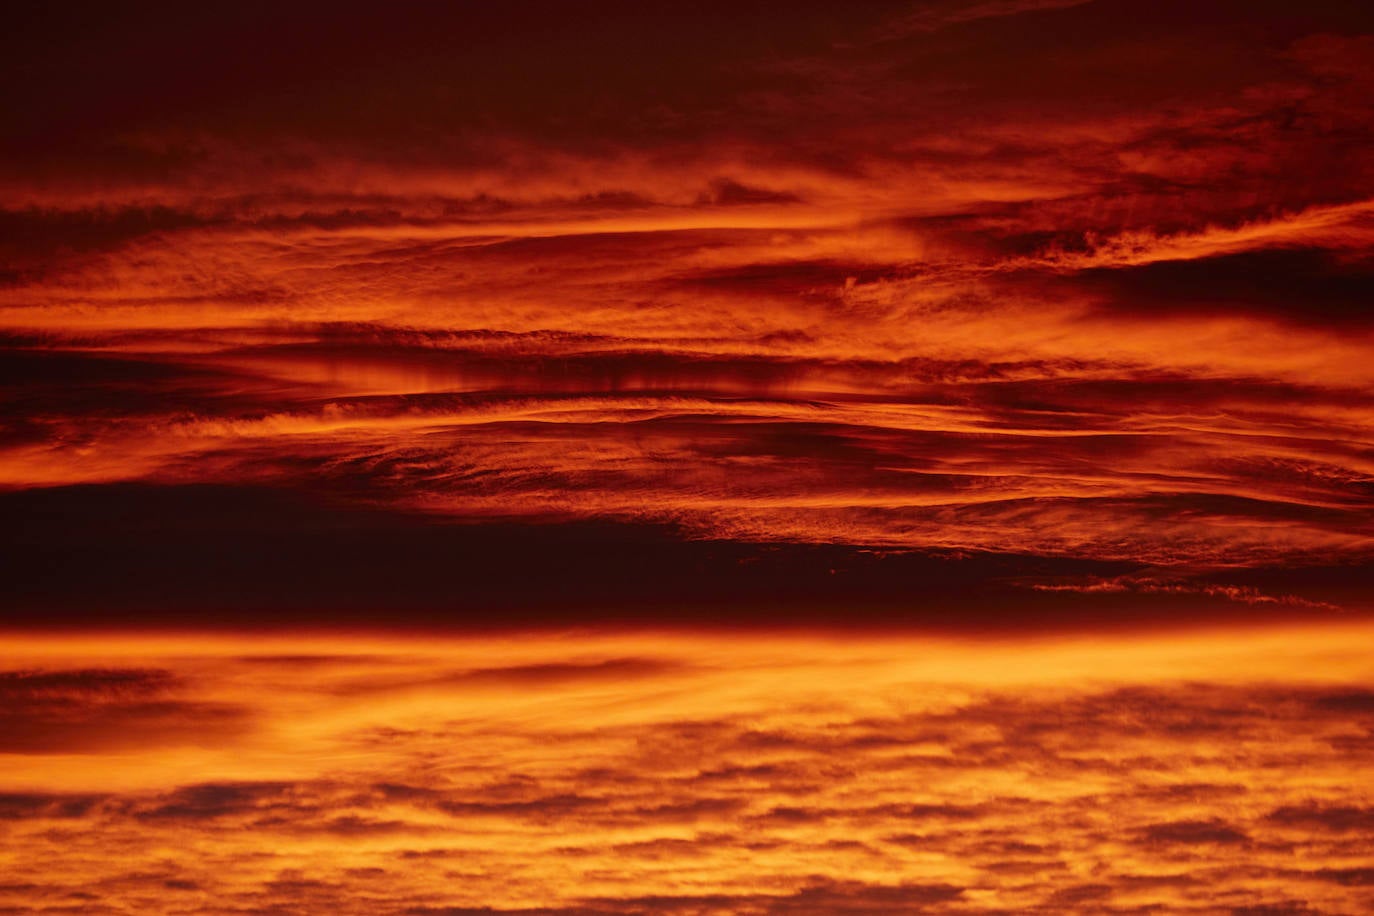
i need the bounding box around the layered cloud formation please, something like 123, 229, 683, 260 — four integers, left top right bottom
4, 3, 1374, 624
2, 5, 1373, 909
2, 627, 1373, 914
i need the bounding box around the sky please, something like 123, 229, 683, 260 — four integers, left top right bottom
2, 1, 1373, 912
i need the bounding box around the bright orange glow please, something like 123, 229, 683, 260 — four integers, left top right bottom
1, 625, 1372, 913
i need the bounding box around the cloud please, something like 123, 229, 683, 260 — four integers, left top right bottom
1140, 819, 1251, 846
1303, 868, 1374, 887
0, 668, 251, 753
325, 658, 687, 698
1, 631, 1373, 912
4, 10, 1372, 617
0, 792, 106, 820
132, 782, 296, 821
1309, 690, 1374, 713
2, 3, 1374, 908
1266, 805, 1374, 833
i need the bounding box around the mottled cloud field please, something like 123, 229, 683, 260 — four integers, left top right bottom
2, 2, 1374, 912
4, 0, 1373, 622
2, 627, 1373, 914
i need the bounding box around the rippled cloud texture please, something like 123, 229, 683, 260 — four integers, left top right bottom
2, 2, 1374, 912
3, 628, 1374, 914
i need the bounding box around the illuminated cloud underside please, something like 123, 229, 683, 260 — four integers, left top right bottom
2, 627, 1373, 914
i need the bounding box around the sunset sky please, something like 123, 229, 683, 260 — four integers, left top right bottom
2, 1, 1373, 912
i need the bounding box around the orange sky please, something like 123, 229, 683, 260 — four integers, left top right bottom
2, 1, 1373, 912
3, 625, 1374, 914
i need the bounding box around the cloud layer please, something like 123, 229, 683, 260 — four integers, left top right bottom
1, 627, 1372, 914
2, 6, 1373, 909
3, 3, 1373, 623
